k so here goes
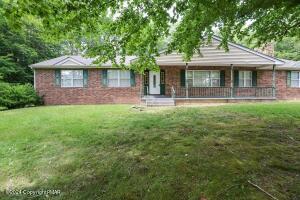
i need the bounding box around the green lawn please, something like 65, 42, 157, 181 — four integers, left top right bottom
0, 103, 299, 200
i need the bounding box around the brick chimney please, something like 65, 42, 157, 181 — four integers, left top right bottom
255, 43, 275, 57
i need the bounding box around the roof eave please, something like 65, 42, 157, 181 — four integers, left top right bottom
30, 65, 129, 69
30, 65, 90, 69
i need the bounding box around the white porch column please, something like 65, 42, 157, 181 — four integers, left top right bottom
272, 64, 276, 98
230, 64, 233, 98
185, 63, 189, 98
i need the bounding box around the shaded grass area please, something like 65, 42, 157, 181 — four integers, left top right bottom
0, 103, 299, 199
0, 107, 6, 111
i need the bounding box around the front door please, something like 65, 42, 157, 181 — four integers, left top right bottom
149, 71, 160, 94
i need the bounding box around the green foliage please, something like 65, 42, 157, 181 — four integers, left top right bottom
275, 37, 300, 60
0, 5, 62, 83
0, 82, 42, 109
2, 0, 300, 71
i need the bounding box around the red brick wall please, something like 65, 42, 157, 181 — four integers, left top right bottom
35, 69, 142, 105
276, 71, 300, 99
257, 70, 300, 99
35, 67, 300, 105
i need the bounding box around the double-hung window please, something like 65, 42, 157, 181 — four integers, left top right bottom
239, 71, 252, 87
291, 71, 300, 87
107, 70, 131, 87
61, 70, 83, 87
187, 70, 220, 87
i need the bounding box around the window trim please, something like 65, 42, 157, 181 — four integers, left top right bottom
107, 70, 131, 87
239, 71, 252, 87
291, 71, 300, 88
61, 70, 84, 88
187, 70, 221, 87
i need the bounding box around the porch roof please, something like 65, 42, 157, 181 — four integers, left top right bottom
154, 36, 284, 67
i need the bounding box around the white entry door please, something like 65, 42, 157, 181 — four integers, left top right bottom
149, 71, 160, 94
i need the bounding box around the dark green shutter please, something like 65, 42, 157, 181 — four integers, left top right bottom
252, 71, 257, 87
220, 70, 225, 87
287, 71, 291, 87
160, 70, 165, 95
130, 70, 136, 87
180, 69, 186, 87
55, 69, 61, 86
144, 70, 149, 95
83, 69, 88, 87
101, 69, 108, 87
234, 70, 239, 87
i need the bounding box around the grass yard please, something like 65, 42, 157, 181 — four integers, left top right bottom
0, 103, 299, 200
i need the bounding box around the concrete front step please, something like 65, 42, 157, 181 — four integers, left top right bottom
147, 102, 175, 106
145, 98, 175, 106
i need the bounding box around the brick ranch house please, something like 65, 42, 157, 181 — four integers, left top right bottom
31, 36, 300, 106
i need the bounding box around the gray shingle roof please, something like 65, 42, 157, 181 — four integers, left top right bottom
30, 36, 300, 70
280, 59, 300, 69
153, 36, 284, 67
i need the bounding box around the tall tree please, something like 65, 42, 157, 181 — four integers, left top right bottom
3, 0, 300, 71
0, 16, 62, 83
275, 37, 300, 61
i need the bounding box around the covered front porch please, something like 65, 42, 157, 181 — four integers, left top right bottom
142, 65, 276, 100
